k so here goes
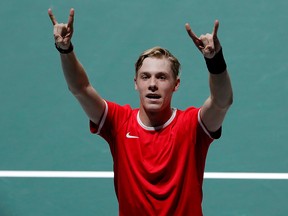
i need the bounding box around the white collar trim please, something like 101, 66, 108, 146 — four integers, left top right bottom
137, 108, 177, 131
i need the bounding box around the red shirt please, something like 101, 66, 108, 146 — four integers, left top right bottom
90, 100, 215, 216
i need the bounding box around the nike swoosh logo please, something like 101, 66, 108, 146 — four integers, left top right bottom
126, 132, 139, 139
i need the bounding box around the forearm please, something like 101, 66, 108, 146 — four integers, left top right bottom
200, 69, 233, 132
60, 51, 90, 95
209, 70, 233, 110
204, 48, 233, 110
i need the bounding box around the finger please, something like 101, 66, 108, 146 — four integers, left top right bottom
212, 20, 219, 38
185, 23, 204, 49
185, 23, 199, 42
48, 8, 58, 25
54, 34, 63, 44
67, 8, 75, 28
199, 35, 209, 46
63, 37, 71, 45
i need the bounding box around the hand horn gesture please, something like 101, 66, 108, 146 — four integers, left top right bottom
48, 8, 74, 50
185, 20, 221, 59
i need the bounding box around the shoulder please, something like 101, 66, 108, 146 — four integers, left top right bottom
104, 100, 138, 124
176, 106, 200, 121
106, 100, 133, 111
90, 100, 136, 135
168, 106, 200, 133
176, 106, 216, 139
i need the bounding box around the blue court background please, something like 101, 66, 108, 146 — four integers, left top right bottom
0, 0, 288, 215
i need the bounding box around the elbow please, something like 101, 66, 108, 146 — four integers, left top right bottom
68, 86, 79, 95
226, 93, 234, 107
68, 84, 88, 96
223, 93, 233, 109
211, 93, 233, 111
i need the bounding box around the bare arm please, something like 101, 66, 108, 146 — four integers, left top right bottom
185, 20, 233, 132
48, 8, 105, 125
201, 69, 233, 132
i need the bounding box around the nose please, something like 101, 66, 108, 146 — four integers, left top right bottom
148, 77, 158, 92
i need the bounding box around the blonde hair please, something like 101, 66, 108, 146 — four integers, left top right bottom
135, 47, 181, 79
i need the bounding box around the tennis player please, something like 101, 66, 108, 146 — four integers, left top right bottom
48, 8, 233, 216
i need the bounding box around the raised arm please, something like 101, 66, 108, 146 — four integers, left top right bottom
185, 20, 233, 133
48, 8, 105, 125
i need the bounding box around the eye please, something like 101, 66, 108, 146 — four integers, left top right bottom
140, 74, 149, 80
157, 74, 167, 80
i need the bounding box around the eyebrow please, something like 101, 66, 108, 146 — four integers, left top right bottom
139, 71, 170, 75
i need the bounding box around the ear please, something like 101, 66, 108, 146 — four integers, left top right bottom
173, 78, 180, 92
134, 77, 138, 91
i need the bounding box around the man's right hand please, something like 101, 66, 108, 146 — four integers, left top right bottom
48, 8, 74, 50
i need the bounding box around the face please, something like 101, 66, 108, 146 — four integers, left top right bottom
134, 57, 180, 114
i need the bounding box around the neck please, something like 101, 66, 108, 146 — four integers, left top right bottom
138, 106, 173, 128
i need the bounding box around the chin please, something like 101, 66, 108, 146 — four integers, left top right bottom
143, 104, 163, 113
144, 102, 170, 113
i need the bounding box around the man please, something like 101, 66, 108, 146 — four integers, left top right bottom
48, 8, 233, 216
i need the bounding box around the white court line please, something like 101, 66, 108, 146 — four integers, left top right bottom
0, 171, 288, 179
0, 171, 114, 178
204, 172, 288, 180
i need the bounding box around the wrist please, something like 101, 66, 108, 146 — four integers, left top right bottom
55, 42, 74, 54
204, 48, 227, 74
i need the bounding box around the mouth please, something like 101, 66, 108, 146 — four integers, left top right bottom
146, 93, 161, 99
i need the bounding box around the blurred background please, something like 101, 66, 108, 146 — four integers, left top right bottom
0, 0, 287, 215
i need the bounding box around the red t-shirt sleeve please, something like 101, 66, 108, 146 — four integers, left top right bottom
89, 100, 132, 143
197, 108, 222, 140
